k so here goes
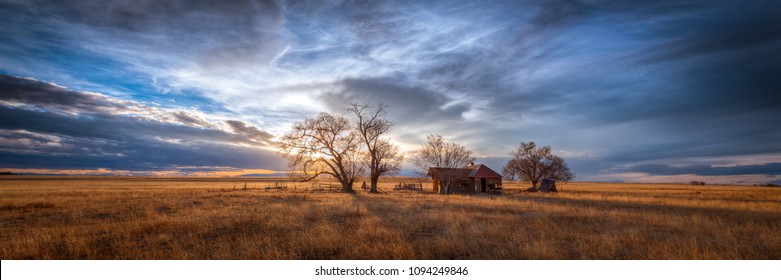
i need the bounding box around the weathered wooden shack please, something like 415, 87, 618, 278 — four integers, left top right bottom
428, 163, 503, 194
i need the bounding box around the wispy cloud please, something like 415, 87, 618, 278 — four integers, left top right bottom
0, 0, 779, 182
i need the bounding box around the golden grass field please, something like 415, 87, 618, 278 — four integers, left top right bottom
1, 176, 779, 259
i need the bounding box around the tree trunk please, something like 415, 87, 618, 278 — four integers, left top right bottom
341, 178, 354, 193
369, 175, 380, 193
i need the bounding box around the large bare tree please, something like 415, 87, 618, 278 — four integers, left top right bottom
348, 103, 402, 193
279, 112, 365, 192
503, 142, 574, 189
411, 134, 475, 174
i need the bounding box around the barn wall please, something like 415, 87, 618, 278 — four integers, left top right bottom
448, 178, 474, 194
428, 168, 503, 194
471, 177, 503, 192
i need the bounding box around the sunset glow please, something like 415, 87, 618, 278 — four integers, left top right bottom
1, 1, 779, 184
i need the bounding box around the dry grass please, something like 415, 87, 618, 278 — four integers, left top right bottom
1, 177, 780, 259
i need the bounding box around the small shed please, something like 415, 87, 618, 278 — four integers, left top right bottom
428, 163, 503, 194
538, 178, 558, 192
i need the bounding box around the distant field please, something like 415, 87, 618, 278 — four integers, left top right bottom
1, 177, 779, 259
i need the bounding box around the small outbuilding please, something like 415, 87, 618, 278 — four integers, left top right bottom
428, 162, 503, 194
537, 178, 558, 192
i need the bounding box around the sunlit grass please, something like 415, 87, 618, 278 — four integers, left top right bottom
1, 177, 779, 259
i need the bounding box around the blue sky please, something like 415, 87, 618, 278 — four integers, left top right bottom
1, 0, 780, 183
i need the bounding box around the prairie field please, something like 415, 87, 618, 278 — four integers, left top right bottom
0, 177, 779, 260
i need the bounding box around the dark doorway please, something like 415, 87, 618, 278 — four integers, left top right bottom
480, 178, 487, 192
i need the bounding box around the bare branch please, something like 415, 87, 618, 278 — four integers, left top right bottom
279, 112, 364, 192
503, 141, 574, 189
411, 134, 475, 175
348, 103, 401, 193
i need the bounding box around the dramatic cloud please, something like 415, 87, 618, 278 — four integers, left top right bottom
0, 75, 284, 174
1, 0, 779, 182
320, 77, 468, 124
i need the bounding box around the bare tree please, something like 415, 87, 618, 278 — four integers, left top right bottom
503, 142, 574, 189
502, 163, 519, 181
369, 139, 403, 187
279, 112, 365, 192
411, 134, 475, 175
348, 103, 403, 193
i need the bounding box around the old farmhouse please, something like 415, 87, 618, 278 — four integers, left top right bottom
428, 163, 503, 194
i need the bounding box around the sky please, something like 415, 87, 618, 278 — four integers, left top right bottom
1, 0, 780, 184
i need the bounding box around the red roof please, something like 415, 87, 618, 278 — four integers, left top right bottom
465, 164, 503, 178
428, 164, 503, 179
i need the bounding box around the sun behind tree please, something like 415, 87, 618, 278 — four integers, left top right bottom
279, 103, 403, 193
279, 112, 365, 192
